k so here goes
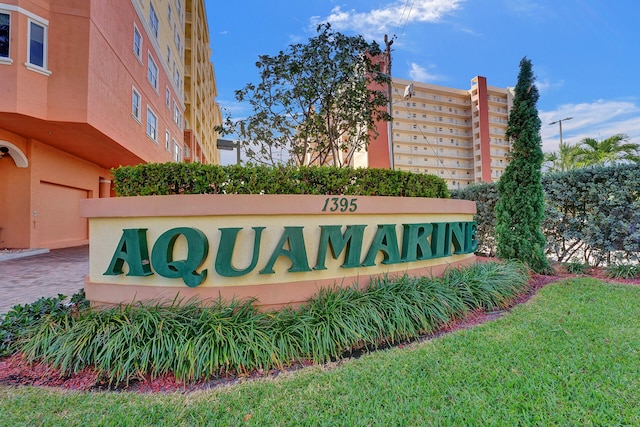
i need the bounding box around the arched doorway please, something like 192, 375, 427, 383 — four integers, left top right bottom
0, 140, 30, 248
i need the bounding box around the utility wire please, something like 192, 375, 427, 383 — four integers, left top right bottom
397, 0, 416, 39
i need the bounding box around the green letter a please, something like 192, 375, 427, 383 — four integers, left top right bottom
104, 228, 153, 277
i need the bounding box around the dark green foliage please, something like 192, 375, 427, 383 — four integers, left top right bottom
112, 163, 450, 198
451, 182, 499, 256
0, 290, 87, 357
452, 163, 640, 265
14, 261, 528, 384
494, 58, 549, 273
544, 164, 640, 265
222, 23, 391, 167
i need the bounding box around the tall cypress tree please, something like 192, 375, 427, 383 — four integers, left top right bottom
495, 57, 549, 273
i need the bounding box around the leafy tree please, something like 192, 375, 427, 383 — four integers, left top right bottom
543, 141, 580, 173
221, 24, 391, 167
494, 57, 549, 273
572, 133, 640, 167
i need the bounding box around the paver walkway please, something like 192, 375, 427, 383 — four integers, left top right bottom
0, 246, 88, 314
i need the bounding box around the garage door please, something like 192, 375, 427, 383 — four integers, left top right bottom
38, 181, 89, 247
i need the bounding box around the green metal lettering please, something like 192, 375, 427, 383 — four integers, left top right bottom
450, 222, 465, 254
430, 222, 449, 258
150, 227, 208, 287
401, 223, 434, 262
315, 224, 366, 270
103, 228, 153, 277
259, 226, 311, 274
362, 224, 401, 266
215, 227, 265, 277
466, 222, 478, 253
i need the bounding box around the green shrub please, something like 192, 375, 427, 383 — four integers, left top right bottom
606, 263, 640, 279
0, 290, 88, 357
451, 183, 498, 256
566, 259, 588, 274
14, 261, 528, 385
452, 163, 640, 265
112, 163, 450, 198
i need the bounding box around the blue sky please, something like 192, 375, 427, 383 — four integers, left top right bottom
207, 0, 640, 163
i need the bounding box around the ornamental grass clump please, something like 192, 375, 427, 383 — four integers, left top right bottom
14, 261, 529, 385
606, 263, 640, 279
443, 260, 530, 311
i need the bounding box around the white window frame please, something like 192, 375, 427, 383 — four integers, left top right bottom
132, 86, 141, 122
174, 24, 181, 52
172, 100, 179, 125
26, 18, 50, 75
133, 24, 142, 61
146, 106, 158, 142
165, 130, 171, 151
173, 67, 179, 87
165, 87, 170, 109
149, 3, 159, 38
147, 52, 158, 90
0, 10, 12, 64
173, 141, 182, 162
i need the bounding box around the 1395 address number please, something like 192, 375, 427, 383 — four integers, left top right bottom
322, 197, 358, 212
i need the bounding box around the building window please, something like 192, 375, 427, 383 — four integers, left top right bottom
165, 130, 171, 151
147, 53, 158, 89
146, 107, 158, 141
173, 141, 182, 162
149, 3, 159, 37
174, 24, 181, 52
172, 100, 179, 125
132, 87, 141, 121
28, 20, 47, 69
165, 87, 170, 108
173, 67, 179, 87
0, 12, 10, 60
133, 25, 142, 59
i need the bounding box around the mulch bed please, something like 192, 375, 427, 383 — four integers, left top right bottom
1, 269, 638, 394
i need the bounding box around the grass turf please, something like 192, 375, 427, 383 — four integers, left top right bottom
1, 278, 639, 426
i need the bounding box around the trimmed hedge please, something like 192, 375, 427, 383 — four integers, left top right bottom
452, 163, 640, 264
112, 163, 450, 198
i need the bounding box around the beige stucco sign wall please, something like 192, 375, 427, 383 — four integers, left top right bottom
81, 194, 477, 309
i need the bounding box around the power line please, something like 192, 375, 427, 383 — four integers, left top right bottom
397, 0, 416, 39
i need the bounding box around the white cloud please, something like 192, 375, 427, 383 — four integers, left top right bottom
408, 62, 440, 82
217, 98, 250, 120
540, 100, 640, 152
535, 78, 564, 94
310, 0, 464, 40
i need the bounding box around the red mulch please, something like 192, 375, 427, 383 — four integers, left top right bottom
2, 268, 638, 394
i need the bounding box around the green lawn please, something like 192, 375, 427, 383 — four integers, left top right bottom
2, 278, 639, 426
